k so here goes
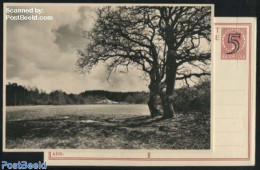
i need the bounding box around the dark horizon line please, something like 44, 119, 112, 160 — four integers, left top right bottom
6, 82, 149, 95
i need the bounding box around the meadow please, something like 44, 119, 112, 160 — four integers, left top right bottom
6, 105, 210, 149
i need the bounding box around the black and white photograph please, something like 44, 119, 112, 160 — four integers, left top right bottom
4, 4, 212, 150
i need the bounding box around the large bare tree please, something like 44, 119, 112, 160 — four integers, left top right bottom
77, 6, 211, 118
77, 7, 164, 117
155, 6, 211, 118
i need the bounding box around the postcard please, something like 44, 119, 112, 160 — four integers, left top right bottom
2, 3, 256, 166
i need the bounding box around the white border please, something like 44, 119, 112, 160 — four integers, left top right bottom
3, 3, 214, 157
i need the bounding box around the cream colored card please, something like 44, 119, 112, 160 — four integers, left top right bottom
2, 3, 256, 167
43, 17, 256, 167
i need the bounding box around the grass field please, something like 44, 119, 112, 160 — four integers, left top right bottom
6, 105, 210, 149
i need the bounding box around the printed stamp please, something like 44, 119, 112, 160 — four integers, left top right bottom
221, 28, 247, 60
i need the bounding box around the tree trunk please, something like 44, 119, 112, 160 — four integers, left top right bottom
159, 93, 175, 118
148, 74, 161, 117
148, 90, 160, 117
161, 47, 178, 118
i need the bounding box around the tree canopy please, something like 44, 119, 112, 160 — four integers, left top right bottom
77, 6, 211, 118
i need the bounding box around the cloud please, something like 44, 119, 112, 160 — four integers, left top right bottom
5, 4, 148, 93
53, 6, 96, 53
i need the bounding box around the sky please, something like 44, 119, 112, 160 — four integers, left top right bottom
5, 4, 211, 94
5, 4, 149, 94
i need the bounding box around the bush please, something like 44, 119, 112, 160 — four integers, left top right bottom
173, 80, 210, 114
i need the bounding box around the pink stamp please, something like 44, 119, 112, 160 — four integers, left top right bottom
221, 28, 247, 60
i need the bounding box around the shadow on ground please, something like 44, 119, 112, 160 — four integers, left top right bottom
6, 113, 210, 149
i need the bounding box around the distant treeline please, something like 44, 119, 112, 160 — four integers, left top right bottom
6, 81, 210, 113
6, 83, 149, 106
